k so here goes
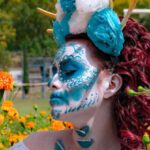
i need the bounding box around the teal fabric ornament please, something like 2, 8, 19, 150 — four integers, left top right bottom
53, 12, 72, 45
60, 0, 76, 13
53, 7, 124, 56
55, 140, 65, 150
87, 8, 124, 56
77, 139, 94, 148
53, 21, 65, 45
76, 126, 90, 137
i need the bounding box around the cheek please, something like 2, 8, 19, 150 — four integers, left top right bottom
64, 71, 98, 103
67, 88, 85, 101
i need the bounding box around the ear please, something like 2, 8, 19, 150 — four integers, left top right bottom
103, 74, 122, 99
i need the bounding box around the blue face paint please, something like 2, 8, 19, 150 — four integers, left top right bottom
51, 109, 62, 120
50, 43, 100, 119
59, 59, 85, 81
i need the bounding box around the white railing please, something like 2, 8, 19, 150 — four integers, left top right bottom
124, 9, 150, 15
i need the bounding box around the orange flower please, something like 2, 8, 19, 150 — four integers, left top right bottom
0, 143, 5, 149
37, 127, 49, 132
8, 134, 18, 145
51, 119, 66, 131
0, 71, 14, 90
63, 121, 74, 129
39, 111, 46, 116
148, 143, 150, 150
8, 107, 19, 120
1, 100, 13, 112
0, 114, 4, 125
18, 117, 26, 124
17, 133, 26, 141
25, 114, 30, 119
26, 121, 35, 129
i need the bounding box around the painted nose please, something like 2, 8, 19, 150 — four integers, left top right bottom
50, 74, 62, 91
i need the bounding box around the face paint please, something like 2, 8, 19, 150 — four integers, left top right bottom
50, 42, 99, 119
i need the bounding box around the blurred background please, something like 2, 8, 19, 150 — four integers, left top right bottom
0, 0, 150, 114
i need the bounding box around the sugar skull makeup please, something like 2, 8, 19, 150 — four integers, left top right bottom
49, 42, 100, 120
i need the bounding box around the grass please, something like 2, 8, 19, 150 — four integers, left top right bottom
13, 99, 51, 116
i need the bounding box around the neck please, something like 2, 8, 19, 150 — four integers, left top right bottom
72, 100, 121, 150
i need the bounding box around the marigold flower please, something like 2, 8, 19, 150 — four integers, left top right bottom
51, 119, 66, 131
26, 121, 35, 129
39, 111, 46, 116
0, 114, 4, 125
0, 71, 14, 90
0, 143, 4, 149
37, 127, 49, 132
18, 117, 26, 124
8, 134, 18, 145
1, 100, 13, 112
63, 121, 74, 129
8, 107, 19, 120
17, 133, 26, 141
25, 114, 30, 119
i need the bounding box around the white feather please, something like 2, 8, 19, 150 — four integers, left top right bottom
69, 11, 92, 34
55, 2, 65, 22
76, 0, 110, 13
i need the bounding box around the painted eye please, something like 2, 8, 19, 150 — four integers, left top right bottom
65, 70, 76, 76
52, 66, 57, 75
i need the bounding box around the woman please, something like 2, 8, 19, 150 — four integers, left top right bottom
10, 2, 150, 150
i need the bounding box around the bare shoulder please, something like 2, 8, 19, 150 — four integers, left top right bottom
24, 130, 73, 150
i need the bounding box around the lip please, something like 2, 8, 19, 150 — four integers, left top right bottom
50, 92, 64, 106
50, 98, 64, 106
51, 93, 62, 99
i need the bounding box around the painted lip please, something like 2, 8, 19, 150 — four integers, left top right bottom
50, 92, 66, 106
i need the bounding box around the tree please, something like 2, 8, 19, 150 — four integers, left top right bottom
12, 0, 57, 57
1, 0, 57, 58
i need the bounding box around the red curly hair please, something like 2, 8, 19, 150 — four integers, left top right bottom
113, 18, 150, 150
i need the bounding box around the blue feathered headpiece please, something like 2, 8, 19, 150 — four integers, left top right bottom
53, 8, 124, 56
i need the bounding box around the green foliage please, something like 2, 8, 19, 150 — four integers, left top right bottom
0, 3, 16, 50
0, 49, 12, 70
0, 0, 57, 57
137, 14, 150, 31
12, 0, 57, 57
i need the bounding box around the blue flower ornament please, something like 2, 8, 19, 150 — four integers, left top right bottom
60, 0, 76, 13
87, 8, 124, 56
53, 6, 124, 56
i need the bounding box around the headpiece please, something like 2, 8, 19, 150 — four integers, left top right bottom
37, 0, 137, 56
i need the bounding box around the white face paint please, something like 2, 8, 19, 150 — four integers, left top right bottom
49, 42, 104, 120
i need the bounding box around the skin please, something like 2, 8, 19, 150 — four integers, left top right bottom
24, 39, 123, 150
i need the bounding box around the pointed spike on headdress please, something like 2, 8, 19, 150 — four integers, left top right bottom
47, 29, 53, 34
121, 0, 138, 29
109, 0, 113, 8
37, 7, 56, 19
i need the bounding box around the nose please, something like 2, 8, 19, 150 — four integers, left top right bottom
50, 74, 62, 91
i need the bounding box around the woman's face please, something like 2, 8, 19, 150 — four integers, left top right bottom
49, 40, 108, 121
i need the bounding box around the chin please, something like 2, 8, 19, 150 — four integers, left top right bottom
54, 106, 97, 127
